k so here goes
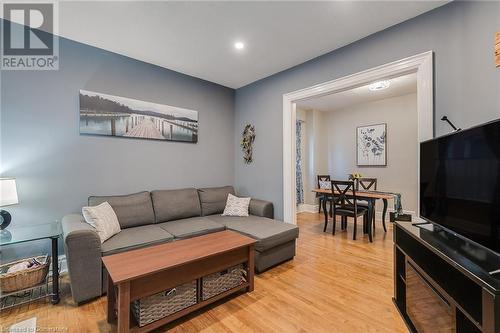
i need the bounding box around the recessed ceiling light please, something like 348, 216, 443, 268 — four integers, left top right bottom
234, 41, 245, 50
368, 80, 391, 91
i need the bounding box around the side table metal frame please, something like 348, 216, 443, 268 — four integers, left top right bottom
50, 236, 60, 304
0, 234, 60, 307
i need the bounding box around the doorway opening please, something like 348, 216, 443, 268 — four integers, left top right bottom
282, 51, 434, 225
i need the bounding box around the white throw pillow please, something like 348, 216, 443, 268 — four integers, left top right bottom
319, 180, 332, 190
222, 193, 251, 217
82, 202, 121, 243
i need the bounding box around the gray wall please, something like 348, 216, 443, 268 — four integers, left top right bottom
325, 93, 418, 213
1, 34, 234, 257
234, 1, 500, 220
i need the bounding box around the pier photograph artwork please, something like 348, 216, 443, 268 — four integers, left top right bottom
79, 90, 198, 143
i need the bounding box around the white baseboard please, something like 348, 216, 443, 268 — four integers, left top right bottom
297, 203, 319, 213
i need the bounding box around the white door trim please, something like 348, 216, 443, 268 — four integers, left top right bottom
283, 51, 434, 224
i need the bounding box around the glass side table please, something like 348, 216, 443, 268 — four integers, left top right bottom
0, 222, 61, 307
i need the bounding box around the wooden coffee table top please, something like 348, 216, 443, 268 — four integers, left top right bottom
102, 230, 256, 284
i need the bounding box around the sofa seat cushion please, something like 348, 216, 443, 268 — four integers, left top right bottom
158, 217, 225, 239
101, 225, 174, 256
89, 191, 155, 229
206, 215, 299, 252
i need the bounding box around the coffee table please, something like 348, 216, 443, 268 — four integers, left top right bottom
102, 230, 256, 333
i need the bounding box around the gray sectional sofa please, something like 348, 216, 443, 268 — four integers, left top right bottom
62, 186, 299, 304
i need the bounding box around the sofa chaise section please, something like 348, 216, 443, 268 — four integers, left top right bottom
199, 186, 297, 272
206, 215, 299, 272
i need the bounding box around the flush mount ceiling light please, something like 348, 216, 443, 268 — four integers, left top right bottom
234, 41, 245, 50
368, 80, 391, 91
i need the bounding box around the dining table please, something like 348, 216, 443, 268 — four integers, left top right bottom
312, 188, 394, 242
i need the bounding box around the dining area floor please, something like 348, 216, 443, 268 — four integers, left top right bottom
298, 211, 393, 245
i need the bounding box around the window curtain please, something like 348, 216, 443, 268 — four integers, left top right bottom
296, 120, 304, 204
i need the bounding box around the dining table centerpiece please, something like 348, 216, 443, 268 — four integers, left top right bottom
348, 173, 363, 181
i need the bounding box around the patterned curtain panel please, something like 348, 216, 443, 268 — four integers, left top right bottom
296, 121, 304, 204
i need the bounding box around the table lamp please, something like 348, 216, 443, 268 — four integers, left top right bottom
0, 178, 19, 231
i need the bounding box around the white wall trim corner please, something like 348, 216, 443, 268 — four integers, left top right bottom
283, 51, 434, 224
297, 204, 320, 214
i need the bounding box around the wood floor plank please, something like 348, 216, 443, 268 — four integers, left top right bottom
0, 213, 408, 332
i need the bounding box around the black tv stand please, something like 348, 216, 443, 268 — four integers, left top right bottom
394, 221, 500, 333
411, 222, 431, 227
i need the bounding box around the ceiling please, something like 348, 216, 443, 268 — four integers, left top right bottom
297, 73, 417, 111
8, 1, 448, 88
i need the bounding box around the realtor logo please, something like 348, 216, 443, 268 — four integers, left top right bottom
1, 2, 59, 70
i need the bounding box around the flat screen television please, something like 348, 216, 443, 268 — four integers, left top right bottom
420, 119, 500, 254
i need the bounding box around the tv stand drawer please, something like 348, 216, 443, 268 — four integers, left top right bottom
406, 262, 455, 333
395, 225, 482, 324
393, 223, 499, 333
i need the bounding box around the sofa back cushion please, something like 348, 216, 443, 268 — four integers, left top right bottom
197, 186, 235, 216
88, 191, 155, 229
151, 188, 201, 223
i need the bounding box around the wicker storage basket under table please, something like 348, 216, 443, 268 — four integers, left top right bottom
131, 280, 197, 327
202, 264, 247, 301
0, 255, 50, 294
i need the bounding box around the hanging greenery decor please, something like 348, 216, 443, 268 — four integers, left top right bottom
241, 124, 256, 164
496, 32, 500, 67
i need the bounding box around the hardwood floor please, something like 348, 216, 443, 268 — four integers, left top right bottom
1, 213, 408, 332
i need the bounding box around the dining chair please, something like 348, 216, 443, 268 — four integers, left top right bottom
324, 180, 368, 240
317, 175, 333, 216
357, 178, 378, 192
355, 178, 385, 234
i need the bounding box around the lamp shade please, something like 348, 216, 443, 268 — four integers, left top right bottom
0, 178, 19, 207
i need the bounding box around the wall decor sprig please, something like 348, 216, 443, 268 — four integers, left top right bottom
241, 124, 256, 164
495, 32, 500, 67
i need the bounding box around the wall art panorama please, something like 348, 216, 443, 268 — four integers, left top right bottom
79, 90, 198, 143
357, 123, 387, 166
